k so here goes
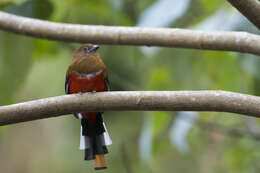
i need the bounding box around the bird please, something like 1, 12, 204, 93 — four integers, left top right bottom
65, 44, 112, 170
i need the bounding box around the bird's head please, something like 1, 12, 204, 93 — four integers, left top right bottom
69, 44, 105, 74
72, 44, 100, 59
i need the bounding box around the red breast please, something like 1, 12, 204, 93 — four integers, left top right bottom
68, 68, 106, 94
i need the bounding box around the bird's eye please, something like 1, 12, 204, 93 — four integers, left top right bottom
83, 47, 89, 52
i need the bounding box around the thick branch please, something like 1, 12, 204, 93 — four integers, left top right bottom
1, 91, 260, 125
0, 11, 260, 55
227, 0, 260, 30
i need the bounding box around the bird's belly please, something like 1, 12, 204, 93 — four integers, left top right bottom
68, 71, 106, 93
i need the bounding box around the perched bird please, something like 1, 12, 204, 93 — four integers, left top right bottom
65, 44, 112, 170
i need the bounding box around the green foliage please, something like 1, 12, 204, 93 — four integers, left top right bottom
4, 0, 53, 19
153, 112, 171, 136
225, 138, 260, 173
32, 39, 59, 59
201, 0, 222, 13
0, 31, 33, 105
50, 0, 132, 25
0, 0, 27, 4
0, 2, 13, 9
199, 51, 240, 91
146, 66, 174, 90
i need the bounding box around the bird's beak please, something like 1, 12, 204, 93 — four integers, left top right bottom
89, 45, 99, 52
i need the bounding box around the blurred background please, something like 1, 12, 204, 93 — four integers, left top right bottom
0, 0, 260, 172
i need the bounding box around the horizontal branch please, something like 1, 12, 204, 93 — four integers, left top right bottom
227, 0, 260, 30
0, 11, 260, 55
1, 91, 260, 126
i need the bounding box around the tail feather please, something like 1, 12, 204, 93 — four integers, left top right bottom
80, 126, 111, 149
103, 123, 112, 145
94, 154, 107, 170
79, 113, 111, 170
79, 120, 111, 161
83, 134, 109, 160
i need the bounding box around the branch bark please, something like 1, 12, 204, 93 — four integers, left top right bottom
227, 0, 260, 30
1, 91, 260, 126
0, 11, 260, 55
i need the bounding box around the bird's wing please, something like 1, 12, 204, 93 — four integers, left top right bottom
65, 74, 81, 119
65, 74, 70, 94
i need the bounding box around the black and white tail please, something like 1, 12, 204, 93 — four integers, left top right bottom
77, 113, 112, 170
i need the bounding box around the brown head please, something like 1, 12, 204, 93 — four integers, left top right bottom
68, 44, 106, 74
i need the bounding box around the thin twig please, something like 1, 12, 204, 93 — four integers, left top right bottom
226, 0, 260, 30
1, 91, 260, 125
0, 11, 259, 55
